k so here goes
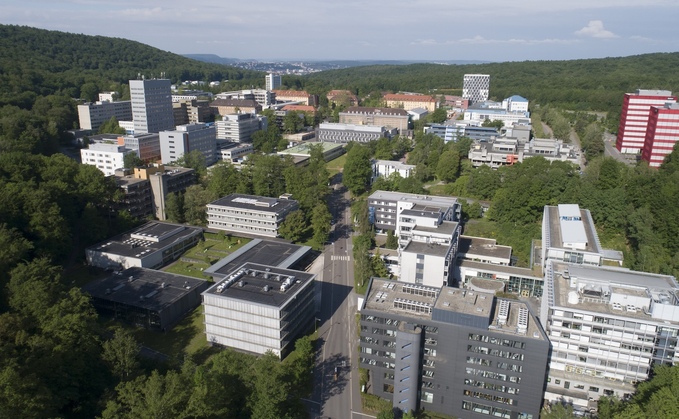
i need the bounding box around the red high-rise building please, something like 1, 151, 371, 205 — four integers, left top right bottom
641, 103, 679, 168
616, 89, 676, 154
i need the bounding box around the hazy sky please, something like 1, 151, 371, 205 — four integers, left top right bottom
3, 0, 678, 62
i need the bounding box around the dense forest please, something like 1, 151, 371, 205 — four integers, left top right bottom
2, 24, 679, 418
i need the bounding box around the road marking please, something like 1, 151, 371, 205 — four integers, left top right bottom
331, 255, 351, 261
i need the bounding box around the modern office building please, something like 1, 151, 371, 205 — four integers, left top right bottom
464, 107, 530, 128
541, 260, 679, 411
317, 123, 392, 143
502, 96, 529, 113
86, 221, 203, 270
206, 194, 300, 238
383, 93, 437, 112
367, 190, 460, 233
641, 102, 679, 167
265, 73, 282, 91
360, 278, 549, 418
463, 74, 491, 103
77, 100, 132, 131
129, 78, 174, 134
80, 142, 138, 176
215, 113, 267, 143
616, 89, 677, 154
83, 267, 209, 331
277, 141, 345, 162
468, 138, 579, 169
202, 262, 316, 358
340, 107, 410, 131
159, 123, 217, 166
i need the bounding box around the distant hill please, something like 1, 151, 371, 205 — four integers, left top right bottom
299, 53, 679, 115
182, 54, 242, 65
0, 24, 265, 106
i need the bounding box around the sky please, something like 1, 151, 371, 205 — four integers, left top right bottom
2, 0, 678, 62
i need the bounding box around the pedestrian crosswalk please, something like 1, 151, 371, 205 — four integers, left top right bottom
331, 255, 351, 261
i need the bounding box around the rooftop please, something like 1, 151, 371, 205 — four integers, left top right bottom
278, 141, 344, 156
203, 262, 315, 307
363, 278, 545, 340
204, 239, 311, 279
458, 236, 512, 261
383, 93, 436, 102
368, 190, 458, 208
402, 240, 452, 257
412, 220, 459, 236
344, 107, 408, 116
458, 259, 542, 280
88, 222, 203, 259
548, 260, 679, 323
208, 194, 299, 213
83, 267, 208, 311
545, 205, 601, 254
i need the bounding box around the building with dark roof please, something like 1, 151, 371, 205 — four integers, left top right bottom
206, 194, 300, 238
83, 267, 209, 330
202, 262, 317, 358
86, 221, 203, 270
360, 278, 549, 418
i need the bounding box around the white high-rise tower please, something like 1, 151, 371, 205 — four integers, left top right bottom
265, 73, 281, 91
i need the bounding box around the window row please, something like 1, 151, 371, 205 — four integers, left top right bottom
469, 334, 526, 349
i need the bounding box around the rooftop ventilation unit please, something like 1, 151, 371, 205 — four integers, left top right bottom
517, 306, 529, 333
497, 300, 510, 325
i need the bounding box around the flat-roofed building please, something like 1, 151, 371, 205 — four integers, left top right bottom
317, 123, 392, 144
463, 74, 490, 103
616, 89, 677, 154
541, 204, 621, 268
78, 100, 133, 131
277, 141, 345, 162
372, 159, 415, 183
80, 141, 138, 176
86, 222, 203, 270
159, 123, 217, 166
216, 89, 275, 107
215, 113, 267, 143
368, 190, 460, 233
130, 78, 174, 134
83, 267, 209, 331
206, 194, 300, 238
360, 278, 549, 418
541, 260, 679, 412
340, 107, 410, 131
114, 171, 154, 219
121, 133, 161, 163
641, 102, 679, 167
216, 141, 254, 163
265, 73, 281, 91
202, 262, 316, 358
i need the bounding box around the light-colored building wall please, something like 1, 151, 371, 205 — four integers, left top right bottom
78, 100, 132, 131
81, 142, 137, 176
216, 113, 267, 143
159, 123, 217, 166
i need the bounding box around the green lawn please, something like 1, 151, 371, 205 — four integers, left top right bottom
162, 233, 251, 279
326, 154, 347, 176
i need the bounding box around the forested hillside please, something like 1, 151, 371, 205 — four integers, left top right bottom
295, 53, 679, 124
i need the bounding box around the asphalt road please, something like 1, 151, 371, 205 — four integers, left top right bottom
305, 174, 371, 419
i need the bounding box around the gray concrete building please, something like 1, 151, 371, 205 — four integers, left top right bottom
159, 123, 217, 166
215, 113, 267, 143
360, 278, 549, 418
202, 262, 316, 358
130, 78, 174, 134
317, 123, 393, 144
78, 100, 132, 131
83, 267, 209, 331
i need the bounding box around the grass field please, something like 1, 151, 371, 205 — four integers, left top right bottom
327, 154, 347, 176
162, 233, 251, 279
